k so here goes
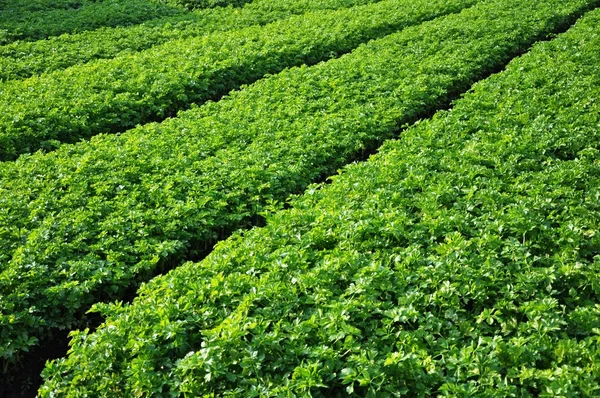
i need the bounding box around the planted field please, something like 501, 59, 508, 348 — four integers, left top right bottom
40, 7, 600, 395
1, 0, 588, 366
0, 0, 184, 45
0, 0, 382, 82
0, 0, 478, 160
1, 0, 600, 396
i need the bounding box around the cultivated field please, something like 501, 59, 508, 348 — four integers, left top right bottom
1, 0, 599, 396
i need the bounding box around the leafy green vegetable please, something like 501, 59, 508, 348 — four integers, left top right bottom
0, 0, 184, 45
0, 0, 382, 82
0, 0, 477, 160
0, 0, 86, 13
1, 0, 595, 379
149, 0, 251, 11
39, 7, 600, 395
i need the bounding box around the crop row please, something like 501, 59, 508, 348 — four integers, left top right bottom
0, 0, 381, 82
0, 0, 477, 160
0, 0, 183, 45
149, 0, 251, 11
1, 0, 595, 375
39, 8, 600, 395
0, 0, 87, 13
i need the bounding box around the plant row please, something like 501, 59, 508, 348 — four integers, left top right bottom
40, 7, 600, 395
148, 0, 251, 11
1, 0, 595, 375
0, 0, 183, 45
0, 0, 381, 82
0, 0, 87, 13
0, 0, 477, 160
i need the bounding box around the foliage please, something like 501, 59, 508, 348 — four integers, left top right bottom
0, 0, 86, 13
0, 0, 381, 82
151, 0, 251, 11
0, 0, 477, 160
0, 0, 183, 45
1, 0, 596, 379
39, 8, 600, 395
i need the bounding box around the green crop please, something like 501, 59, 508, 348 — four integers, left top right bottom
150, 0, 251, 11
0, 0, 183, 45
0, 0, 381, 82
0, 0, 477, 160
0, 0, 86, 13
1, 0, 595, 379
39, 7, 600, 396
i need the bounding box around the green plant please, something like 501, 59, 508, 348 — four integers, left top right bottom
0, 0, 382, 82
151, 0, 252, 11
0, 0, 477, 160
0, 0, 183, 44
1, 0, 596, 378
39, 7, 600, 395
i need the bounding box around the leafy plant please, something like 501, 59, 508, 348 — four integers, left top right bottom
0, 0, 86, 13
0, 0, 184, 45
0, 0, 382, 82
0, 0, 477, 160
150, 0, 252, 11
39, 7, 600, 395
1, 0, 596, 379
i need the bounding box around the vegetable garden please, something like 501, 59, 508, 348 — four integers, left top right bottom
1, 0, 599, 395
